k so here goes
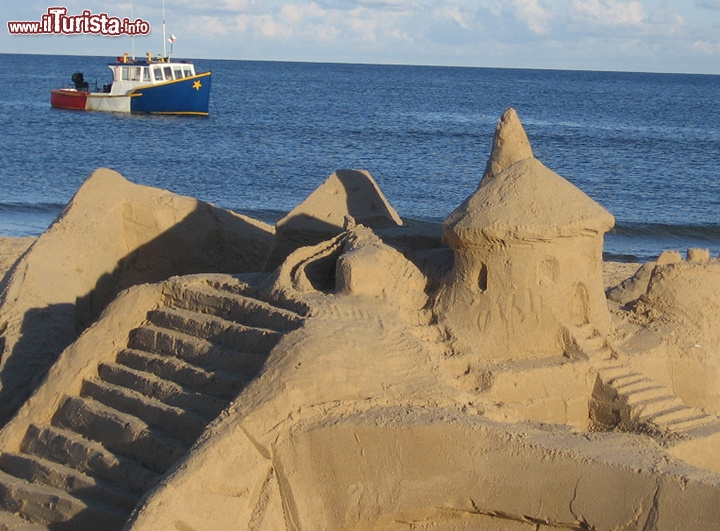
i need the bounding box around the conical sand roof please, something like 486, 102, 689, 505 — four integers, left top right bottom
445, 109, 614, 247
481, 108, 534, 184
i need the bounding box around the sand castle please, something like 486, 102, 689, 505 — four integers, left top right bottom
0, 109, 719, 529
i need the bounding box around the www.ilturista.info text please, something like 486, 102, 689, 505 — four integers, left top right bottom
7, 7, 151, 36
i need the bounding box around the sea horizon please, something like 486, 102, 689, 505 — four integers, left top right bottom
3, 51, 719, 78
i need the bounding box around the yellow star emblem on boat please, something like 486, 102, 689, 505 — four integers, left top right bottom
193, 80, 202, 90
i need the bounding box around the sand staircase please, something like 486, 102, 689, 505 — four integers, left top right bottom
0, 277, 304, 531
570, 324, 720, 435
591, 362, 719, 434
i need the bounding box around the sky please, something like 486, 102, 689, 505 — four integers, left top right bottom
2, 0, 720, 73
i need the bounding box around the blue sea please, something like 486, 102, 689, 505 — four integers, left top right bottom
1, 53, 719, 262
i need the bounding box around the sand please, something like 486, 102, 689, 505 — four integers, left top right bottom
1, 109, 720, 530
0, 237, 34, 281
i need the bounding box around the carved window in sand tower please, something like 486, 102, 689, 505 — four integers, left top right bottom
478, 263, 488, 292
571, 283, 590, 326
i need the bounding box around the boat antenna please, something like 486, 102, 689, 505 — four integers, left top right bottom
131, 0, 135, 59
162, 0, 167, 58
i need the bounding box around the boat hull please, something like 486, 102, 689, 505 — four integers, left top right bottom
50, 89, 88, 110
50, 72, 211, 115
130, 72, 211, 115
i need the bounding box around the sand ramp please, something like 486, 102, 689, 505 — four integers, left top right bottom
0, 276, 303, 530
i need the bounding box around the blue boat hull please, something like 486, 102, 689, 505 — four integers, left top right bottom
129, 72, 211, 115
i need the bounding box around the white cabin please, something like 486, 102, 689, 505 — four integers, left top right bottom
108, 57, 197, 96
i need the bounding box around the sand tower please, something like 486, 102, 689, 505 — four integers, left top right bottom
436, 109, 615, 360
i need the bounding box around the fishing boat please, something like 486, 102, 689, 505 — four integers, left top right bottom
50, 52, 211, 115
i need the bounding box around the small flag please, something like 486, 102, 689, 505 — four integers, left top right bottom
168, 34, 177, 43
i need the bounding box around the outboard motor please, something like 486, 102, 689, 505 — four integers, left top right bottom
71, 71, 89, 92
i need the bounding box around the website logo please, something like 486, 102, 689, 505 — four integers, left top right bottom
7, 7, 151, 36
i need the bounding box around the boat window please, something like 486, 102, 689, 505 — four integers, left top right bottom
131, 67, 141, 81
153, 67, 163, 81
164, 66, 173, 80
142, 68, 151, 82
174, 68, 183, 79
121, 67, 130, 81
183, 68, 193, 78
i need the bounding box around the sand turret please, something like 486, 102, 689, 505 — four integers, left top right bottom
481, 107, 534, 184
437, 109, 615, 360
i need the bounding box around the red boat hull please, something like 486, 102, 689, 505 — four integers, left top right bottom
50, 89, 88, 110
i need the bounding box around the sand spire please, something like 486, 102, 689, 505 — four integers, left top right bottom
481, 107, 533, 184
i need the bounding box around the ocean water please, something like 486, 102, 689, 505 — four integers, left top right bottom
1, 53, 719, 262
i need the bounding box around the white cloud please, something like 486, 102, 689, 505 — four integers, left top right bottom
509, 0, 553, 34
695, 0, 720, 10
388, 26, 413, 42
187, 15, 233, 34
279, 2, 326, 24
357, 0, 417, 10
171, 0, 258, 13
572, 0, 646, 26
347, 7, 379, 40
432, 4, 473, 28
257, 14, 282, 36
692, 39, 720, 53
179, 0, 420, 45
308, 22, 342, 40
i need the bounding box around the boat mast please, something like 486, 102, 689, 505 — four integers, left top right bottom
162, 0, 167, 58
131, 0, 135, 59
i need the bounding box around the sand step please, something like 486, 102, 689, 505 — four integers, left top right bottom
610, 375, 651, 389
171, 283, 304, 332
632, 395, 685, 418
622, 386, 673, 406
0, 453, 138, 514
614, 378, 660, 394
52, 396, 187, 474
664, 413, 717, 432
0, 470, 127, 531
644, 404, 709, 427
21, 425, 157, 496
79, 380, 208, 446
595, 364, 632, 381
98, 362, 228, 419
205, 278, 312, 316
147, 307, 282, 354
128, 325, 267, 376
0, 510, 48, 530
116, 349, 248, 402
